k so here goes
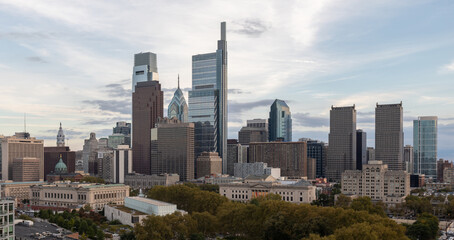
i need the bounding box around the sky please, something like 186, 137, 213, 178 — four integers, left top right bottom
0, 0, 454, 159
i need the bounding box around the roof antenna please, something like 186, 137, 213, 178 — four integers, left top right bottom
178, 74, 180, 89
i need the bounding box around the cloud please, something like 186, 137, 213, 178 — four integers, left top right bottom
83, 99, 131, 115
440, 61, 454, 73
233, 19, 269, 37
0, 31, 54, 40
229, 89, 250, 94
27, 56, 47, 63
293, 113, 329, 127
105, 83, 130, 98
229, 99, 274, 114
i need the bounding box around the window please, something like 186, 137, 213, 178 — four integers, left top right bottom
136, 70, 144, 75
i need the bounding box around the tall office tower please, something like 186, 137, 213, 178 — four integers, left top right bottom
57, 123, 65, 147
367, 147, 375, 162
188, 22, 228, 173
226, 139, 248, 176
1, 133, 44, 181
404, 145, 414, 174
249, 142, 308, 178
268, 99, 292, 142
13, 157, 40, 182
168, 75, 188, 122
413, 116, 438, 179
300, 138, 327, 178
437, 159, 453, 182
132, 52, 159, 92
238, 119, 268, 145
132, 80, 163, 175
151, 118, 194, 181
112, 145, 132, 183
356, 130, 367, 170
82, 132, 98, 174
109, 121, 131, 148
375, 103, 404, 171
326, 106, 356, 182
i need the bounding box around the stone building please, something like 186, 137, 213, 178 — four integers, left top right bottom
13, 157, 40, 182
0, 181, 45, 207
196, 152, 222, 178
124, 173, 179, 190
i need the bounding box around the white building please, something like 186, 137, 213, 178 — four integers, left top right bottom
234, 162, 280, 179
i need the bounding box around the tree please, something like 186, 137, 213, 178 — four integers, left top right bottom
79, 220, 89, 234
406, 213, 439, 240
350, 197, 386, 217
335, 194, 351, 209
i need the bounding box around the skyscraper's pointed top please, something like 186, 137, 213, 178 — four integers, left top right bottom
178, 74, 180, 89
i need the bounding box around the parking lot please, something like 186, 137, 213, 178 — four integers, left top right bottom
15, 219, 71, 240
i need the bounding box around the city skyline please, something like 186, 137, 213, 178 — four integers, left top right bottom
1, 1, 454, 159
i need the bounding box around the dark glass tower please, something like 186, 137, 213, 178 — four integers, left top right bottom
356, 129, 367, 170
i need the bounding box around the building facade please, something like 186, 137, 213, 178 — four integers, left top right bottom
234, 162, 281, 179
12, 157, 39, 182
375, 102, 404, 171
249, 142, 308, 178
404, 145, 414, 174
196, 152, 222, 178
0, 181, 45, 206
302, 139, 327, 178
356, 130, 367, 170
132, 80, 163, 175
238, 119, 268, 145
0, 200, 15, 240
124, 173, 179, 190
342, 161, 410, 204
268, 99, 292, 142
438, 159, 453, 183
413, 116, 438, 179
168, 75, 188, 122
82, 133, 98, 174
57, 123, 65, 147
226, 139, 247, 176
188, 22, 228, 173
367, 147, 375, 162
132, 52, 159, 93
44, 146, 76, 181
326, 106, 356, 182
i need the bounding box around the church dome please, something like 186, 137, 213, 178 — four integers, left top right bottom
55, 155, 68, 174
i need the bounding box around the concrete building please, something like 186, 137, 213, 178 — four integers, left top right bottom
0, 181, 45, 207
238, 119, 268, 145
404, 145, 414, 174
82, 133, 98, 174
189, 22, 228, 173
443, 168, 454, 185
99, 146, 132, 184
124, 173, 179, 190
12, 157, 40, 182
151, 118, 194, 181
191, 174, 242, 185
356, 130, 367, 170
234, 162, 281, 179
268, 99, 292, 142
249, 142, 308, 178
197, 152, 222, 178
342, 161, 410, 204
168, 75, 188, 122
44, 147, 76, 181
219, 176, 316, 204
132, 80, 163, 175
1, 133, 44, 181
226, 139, 247, 176
414, 116, 438, 179
326, 106, 356, 182
375, 102, 404, 171
30, 182, 129, 211
0, 199, 15, 239
437, 159, 453, 183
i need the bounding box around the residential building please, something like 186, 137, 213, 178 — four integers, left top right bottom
1, 133, 44, 181
168, 75, 188, 122
124, 173, 179, 190
437, 159, 453, 182
30, 182, 129, 211
375, 102, 404, 171
234, 162, 281, 179
249, 142, 308, 178
0, 200, 15, 239
197, 152, 222, 178
268, 99, 292, 142
219, 176, 316, 204
151, 118, 194, 181
404, 145, 414, 174
132, 52, 159, 93
414, 116, 438, 179
356, 129, 367, 170
12, 157, 39, 182
82, 133, 98, 174
238, 119, 268, 145
132, 80, 163, 175
325, 106, 356, 182
44, 146, 76, 181
342, 161, 410, 204
226, 139, 247, 176
188, 22, 228, 173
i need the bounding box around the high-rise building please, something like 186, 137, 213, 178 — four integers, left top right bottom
249, 142, 307, 178
404, 145, 414, 174
375, 102, 404, 171
367, 147, 375, 162
109, 121, 131, 148
151, 118, 194, 181
437, 159, 453, 183
101, 145, 132, 184
132, 52, 159, 92
188, 22, 228, 173
13, 157, 40, 182
238, 119, 268, 145
0, 199, 15, 239
113, 121, 131, 135
300, 138, 327, 178
326, 106, 356, 182
268, 99, 292, 142
356, 130, 367, 170
132, 80, 163, 175
1, 133, 44, 181
196, 152, 222, 178
168, 75, 188, 122
413, 116, 438, 179
57, 123, 65, 147
82, 132, 98, 174
226, 139, 248, 176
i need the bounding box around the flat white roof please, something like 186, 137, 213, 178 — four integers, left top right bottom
126, 197, 174, 207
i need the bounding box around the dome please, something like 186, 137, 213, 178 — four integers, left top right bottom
55, 155, 68, 174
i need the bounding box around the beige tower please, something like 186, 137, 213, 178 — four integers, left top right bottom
196, 152, 222, 178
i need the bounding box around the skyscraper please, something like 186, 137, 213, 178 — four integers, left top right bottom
375, 102, 404, 171
300, 138, 327, 178
413, 116, 438, 179
268, 99, 292, 142
132, 80, 163, 175
356, 129, 367, 170
404, 145, 414, 174
168, 75, 188, 122
238, 119, 268, 145
132, 52, 159, 92
326, 105, 356, 182
82, 132, 98, 174
188, 22, 228, 172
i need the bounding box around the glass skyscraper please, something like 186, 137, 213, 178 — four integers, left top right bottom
268, 99, 292, 142
188, 22, 228, 172
413, 116, 438, 179
168, 75, 188, 122
132, 52, 159, 92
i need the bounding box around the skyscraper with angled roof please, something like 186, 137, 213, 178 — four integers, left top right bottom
168, 75, 188, 122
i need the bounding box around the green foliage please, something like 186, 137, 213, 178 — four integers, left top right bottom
334, 194, 352, 209
81, 176, 105, 183
109, 219, 122, 225
350, 196, 387, 217
406, 213, 439, 240
18, 214, 33, 221
405, 195, 433, 215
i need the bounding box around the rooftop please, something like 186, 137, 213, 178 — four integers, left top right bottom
126, 197, 175, 207
110, 205, 147, 216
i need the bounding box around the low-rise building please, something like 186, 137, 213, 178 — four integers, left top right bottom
219, 175, 316, 204
342, 161, 410, 204
0, 181, 45, 207
234, 162, 281, 179
30, 182, 129, 211
124, 173, 179, 190
190, 174, 242, 185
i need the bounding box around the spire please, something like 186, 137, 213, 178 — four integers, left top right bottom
178, 74, 180, 89
57, 122, 65, 147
